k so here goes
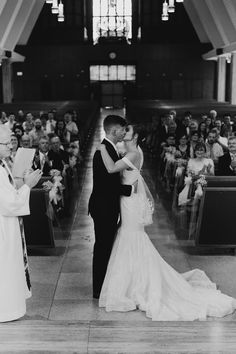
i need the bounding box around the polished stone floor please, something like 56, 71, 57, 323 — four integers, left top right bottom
1, 109, 236, 353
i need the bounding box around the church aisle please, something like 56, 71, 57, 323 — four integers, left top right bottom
1, 109, 236, 353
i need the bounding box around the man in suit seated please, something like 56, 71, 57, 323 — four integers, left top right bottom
49, 135, 70, 175
32, 136, 53, 176
218, 136, 236, 176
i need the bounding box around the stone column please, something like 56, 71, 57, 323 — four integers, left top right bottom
229, 52, 236, 105
2, 58, 13, 103
216, 56, 226, 102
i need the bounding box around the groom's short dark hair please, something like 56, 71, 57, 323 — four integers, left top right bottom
103, 115, 127, 133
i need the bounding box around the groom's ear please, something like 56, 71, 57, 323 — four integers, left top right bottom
111, 126, 117, 137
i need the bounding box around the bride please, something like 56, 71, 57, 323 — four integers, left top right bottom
98, 123, 236, 321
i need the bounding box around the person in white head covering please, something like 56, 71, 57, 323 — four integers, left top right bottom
0, 125, 42, 322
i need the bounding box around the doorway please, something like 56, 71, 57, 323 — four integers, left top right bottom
100, 81, 124, 108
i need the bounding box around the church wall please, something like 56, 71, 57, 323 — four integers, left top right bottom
13, 42, 214, 102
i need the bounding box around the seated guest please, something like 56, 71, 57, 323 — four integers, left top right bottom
46, 111, 56, 135
218, 135, 236, 176
198, 121, 207, 141
22, 112, 34, 132
189, 131, 200, 158
5, 113, 16, 131
40, 114, 47, 132
167, 120, 177, 136
187, 142, 214, 179
16, 110, 25, 124
54, 120, 69, 146
10, 134, 19, 161
205, 116, 213, 135
176, 114, 191, 139
214, 118, 223, 135
221, 114, 235, 138
158, 114, 173, 143
23, 121, 34, 135
189, 120, 198, 135
49, 136, 70, 174
205, 131, 224, 171
211, 127, 228, 152
28, 118, 47, 147
12, 124, 24, 145
64, 111, 79, 143
0, 111, 7, 124
209, 109, 217, 125
20, 134, 32, 148
175, 134, 190, 160
200, 113, 208, 122
32, 136, 52, 176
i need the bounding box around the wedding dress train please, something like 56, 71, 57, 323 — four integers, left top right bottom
99, 153, 236, 321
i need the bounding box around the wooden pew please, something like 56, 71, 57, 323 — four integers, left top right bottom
195, 176, 236, 248
23, 187, 55, 248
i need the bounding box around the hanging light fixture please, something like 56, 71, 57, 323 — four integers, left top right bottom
46, 0, 53, 3
162, 0, 184, 20
137, 26, 141, 40
51, 0, 59, 14
84, 27, 88, 41
162, 1, 169, 21
168, 0, 175, 13
58, 0, 64, 22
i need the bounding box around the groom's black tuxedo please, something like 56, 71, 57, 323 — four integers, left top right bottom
88, 138, 132, 297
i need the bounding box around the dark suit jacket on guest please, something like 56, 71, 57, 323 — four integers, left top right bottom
217, 152, 235, 176
32, 150, 52, 176
48, 149, 70, 172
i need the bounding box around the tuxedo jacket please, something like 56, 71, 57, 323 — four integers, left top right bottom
88, 139, 132, 217
217, 152, 235, 176
32, 150, 52, 176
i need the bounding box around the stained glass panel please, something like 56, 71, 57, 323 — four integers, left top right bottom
93, 0, 132, 43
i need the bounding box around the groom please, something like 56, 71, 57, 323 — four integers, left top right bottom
88, 115, 133, 299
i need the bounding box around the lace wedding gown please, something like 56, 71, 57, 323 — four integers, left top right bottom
99, 153, 236, 321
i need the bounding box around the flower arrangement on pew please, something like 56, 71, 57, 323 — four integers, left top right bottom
194, 174, 207, 199
178, 172, 208, 206
164, 145, 176, 163
175, 154, 188, 177
42, 169, 65, 214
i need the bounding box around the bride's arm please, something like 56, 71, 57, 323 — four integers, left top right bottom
99, 144, 136, 173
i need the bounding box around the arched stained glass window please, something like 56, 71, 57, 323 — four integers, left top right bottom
93, 0, 132, 44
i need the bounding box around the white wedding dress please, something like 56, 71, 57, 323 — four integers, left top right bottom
99, 152, 236, 321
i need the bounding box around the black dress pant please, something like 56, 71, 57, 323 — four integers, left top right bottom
91, 208, 119, 297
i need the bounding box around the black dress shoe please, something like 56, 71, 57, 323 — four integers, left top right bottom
93, 293, 100, 299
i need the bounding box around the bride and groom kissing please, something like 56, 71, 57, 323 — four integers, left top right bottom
89, 115, 236, 321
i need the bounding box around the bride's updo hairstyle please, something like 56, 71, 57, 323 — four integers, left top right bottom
131, 123, 147, 147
